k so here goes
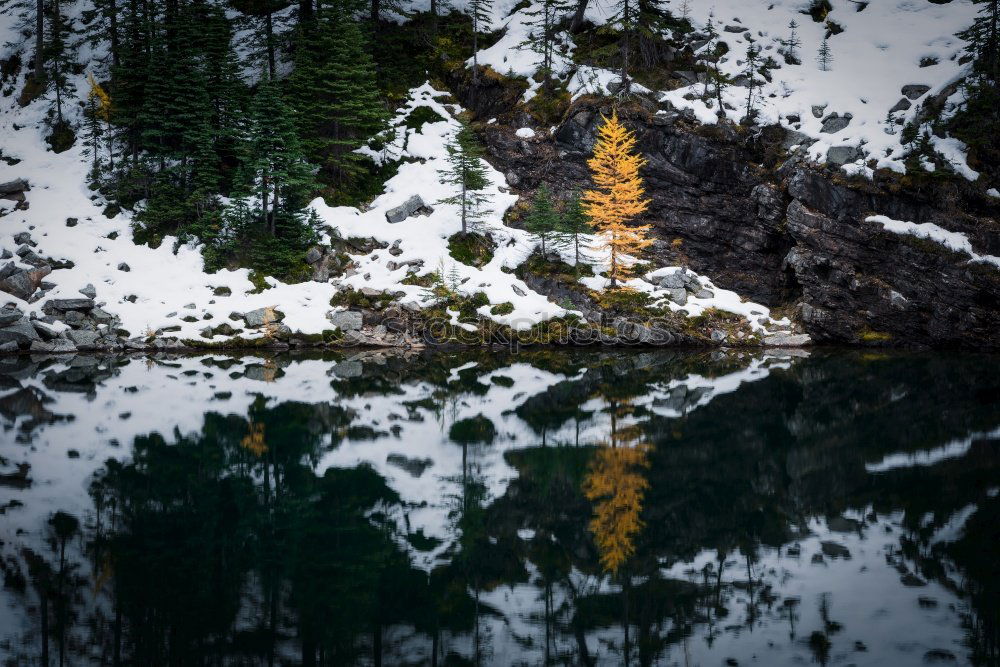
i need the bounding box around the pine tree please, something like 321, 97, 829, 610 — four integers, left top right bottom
84, 73, 112, 181
524, 185, 560, 256
437, 122, 492, 235
287, 8, 386, 180
817, 37, 833, 71
581, 111, 652, 288
469, 0, 493, 84
743, 40, 762, 124
557, 191, 590, 272
784, 20, 801, 65
953, 0, 1000, 167
521, 0, 569, 90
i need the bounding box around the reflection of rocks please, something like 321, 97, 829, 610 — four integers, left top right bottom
820, 541, 851, 559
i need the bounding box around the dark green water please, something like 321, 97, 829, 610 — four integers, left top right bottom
0, 349, 997, 666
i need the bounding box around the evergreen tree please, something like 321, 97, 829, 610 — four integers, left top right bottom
953, 0, 1000, 169
580, 111, 652, 288
784, 19, 801, 65
468, 0, 493, 84
524, 185, 560, 256
557, 191, 590, 272
817, 37, 833, 71
743, 40, 762, 124
521, 0, 569, 91
287, 8, 386, 181
437, 122, 491, 235
84, 73, 112, 181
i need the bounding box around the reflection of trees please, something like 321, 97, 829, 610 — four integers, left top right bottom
583, 444, 650, 575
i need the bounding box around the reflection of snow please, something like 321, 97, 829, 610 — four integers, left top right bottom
865, 426, 1000, 473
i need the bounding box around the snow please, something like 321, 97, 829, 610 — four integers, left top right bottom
988, 188, 1000, 199
868, 214, 1000, 269
864, 426, 1000, 473
514, 127, 536, 138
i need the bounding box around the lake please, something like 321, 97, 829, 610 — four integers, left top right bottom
0, 348, 997, 666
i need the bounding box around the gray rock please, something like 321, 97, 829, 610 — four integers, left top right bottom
305, 247, 323, 264
889, 97, 912, 113
327, 310, 364, 331
47, 298, 95, 311
666, 288, 688, 306
0, 249, 10, 259
66, 217, 78, 227
0, 340, 18, 353
657, 272, 686, 289
117, 262, 131, 272
243, 307, 284, 328
820, 541, 851, 559
811, 104, 827, 118
0, 319, 41, 346
29, 338, 77, 353
66, 329, 101, 349
826, 145, 863, 166
330, 360, 363, 378
0, 269, 44, 300
0, 306, 23, 327
13, 232, 34, 246
781, 129, 815, 150
889, 290, 909, 310
32, 320, 62, 340
820, 113, 851, 133
385, 195, 433, 223
386, 453, 433, 477
763, 333, 812, 347
901, 84, 930, 100
90, 307, 114, 324
695, 289, 715, 299
79, 283, 97, 298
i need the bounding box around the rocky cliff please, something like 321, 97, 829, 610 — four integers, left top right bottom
472, 95, 1000, 349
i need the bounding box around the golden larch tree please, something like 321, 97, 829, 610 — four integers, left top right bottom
581, 110, 653, 288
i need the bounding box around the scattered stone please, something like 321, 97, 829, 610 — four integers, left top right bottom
67, 449, 80, 458
78, 284, 96, 298
327, 310, 363, 331
213, 286, 231, 296
710, 329, 727, 343
695, 289, 715, 299
13, 232, 34, 246
117, 262, 131, 272
657, 272, 686, 289
31, 321, 62, 340
90, 307, 114, 324
666, 288, 687, 306
0, 266, 51, 301
512, 284, 527, 297
811, 104, 827, 118
901, 84, 930, 100
385, 195, 433, 223
890, 290, 909, 310
0, 340, 19, 353
183, 303, 196, 309
386, 453, 433, 477
763, 333, 812, 347
305, 247, 323, 264
66, 217, 78, 227
0, 178, 29, 200
811, 553, 825, 564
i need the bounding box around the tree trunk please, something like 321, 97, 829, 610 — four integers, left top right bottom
265, 11, 275, 78
52, 0, 63, 124
569, 0, 588, 33
621, 0, 631, 95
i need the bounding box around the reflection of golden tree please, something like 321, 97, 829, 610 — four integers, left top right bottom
582, 443, 650, 573
241, 422, 268, 457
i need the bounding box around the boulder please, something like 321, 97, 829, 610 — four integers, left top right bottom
117, 262, 131, 272
13, 232, 34, 246
820, 113, 851, 134
0, 340, 18, 353
0, 178, 29, 200
327, 310, 364, 331
66, 329, 101, 349
901, 84, 930, 100
385, 195, 433, 223
0, 267, 50, 301
0, 319, 39, 347
763, 333, 812, 346
826, 145, 863, 166
47, 298, 95, 311
66, 217, 78, 227
305, 247, 324, 264
666, 288, 687, 306
657, 272, 686, 289
79, 284, 97, 298
694, 289, 715, 299
30, 338, 77, 354
0, 306, 23, 327
889, 98, 912, 113
32, 321, 62, 340
243, 306, 284, 328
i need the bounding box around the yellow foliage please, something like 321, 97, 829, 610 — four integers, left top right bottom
87, 73, 112, 122
241, 422, 268, 457
582, 443, 650, 573
581, 110, 653, 287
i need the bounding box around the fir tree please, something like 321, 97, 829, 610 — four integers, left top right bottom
743, 40, 762, 124
557, 191, 590, 272
784, 19, 801, 65
288, 8, 386, 181
524, 185, 560, 256
580, 111, 652, 288
521, 0, 569, 90
817, 37, 833, 71
437, 122, 491, 235
953, 0, 1000, 169
469, 0, 493, 84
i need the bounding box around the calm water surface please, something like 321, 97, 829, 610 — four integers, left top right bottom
0, 348, 997, 666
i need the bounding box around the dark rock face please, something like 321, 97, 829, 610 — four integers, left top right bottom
480, 100, 1000, 348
